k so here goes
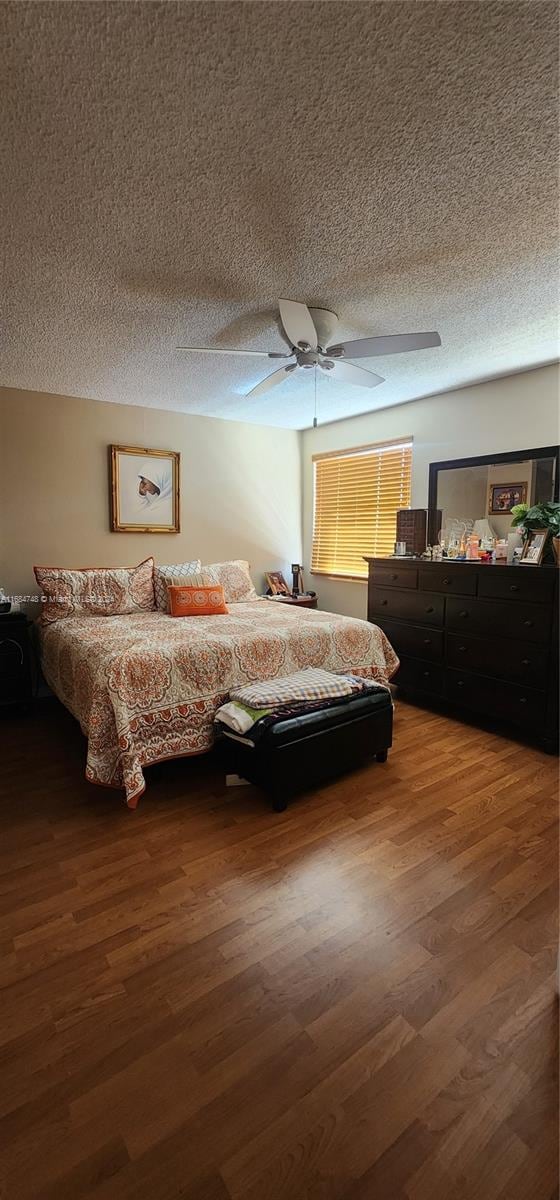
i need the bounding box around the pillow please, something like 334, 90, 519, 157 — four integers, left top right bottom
153, 559, 202, 612
168, 583, 228, 617
34, 557, 155, 624
202, 560, 258, 603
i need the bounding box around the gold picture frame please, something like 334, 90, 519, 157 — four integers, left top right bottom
488, 482, 527, 515
264, 571, 291, 595
110, 444, 180, 533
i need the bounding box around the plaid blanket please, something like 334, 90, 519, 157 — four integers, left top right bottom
230, 667, 363, 709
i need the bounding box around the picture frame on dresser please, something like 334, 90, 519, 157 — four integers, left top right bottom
519, 529, 548, 566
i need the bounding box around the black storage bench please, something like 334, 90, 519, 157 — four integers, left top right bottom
218, 688, 393, 812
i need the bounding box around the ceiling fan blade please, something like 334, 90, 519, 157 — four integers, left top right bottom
245, 363, 298, 398
278, 299, 318, 350
176, 346, 291, 358
326, 331, 442, 359
324, 360, 384, 389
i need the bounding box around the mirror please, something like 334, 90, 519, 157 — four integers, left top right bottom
428, 446, 559, 546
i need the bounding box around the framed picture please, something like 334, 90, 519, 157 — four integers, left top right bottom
488, 482, 527, 514
264, 571, 291, 595
519, 528, 548, 566
110, 445, 180, 532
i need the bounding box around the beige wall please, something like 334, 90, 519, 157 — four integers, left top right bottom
302, 364, 560, 618
0, 388, 302, 609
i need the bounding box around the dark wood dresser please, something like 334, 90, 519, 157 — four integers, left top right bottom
366, 557, 559, 750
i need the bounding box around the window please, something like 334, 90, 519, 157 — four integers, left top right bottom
311, 439, 413, 579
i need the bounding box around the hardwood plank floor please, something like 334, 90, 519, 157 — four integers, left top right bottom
0, 697, 557, 1200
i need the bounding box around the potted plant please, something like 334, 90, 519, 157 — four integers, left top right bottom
511, 501, 560, 565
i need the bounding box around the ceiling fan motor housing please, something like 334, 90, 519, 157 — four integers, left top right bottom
296, 349, 320, 368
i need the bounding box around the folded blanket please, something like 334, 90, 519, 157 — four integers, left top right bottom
230, 667, 363, 710
213, 700, 271, 734
216, 679, 390, 746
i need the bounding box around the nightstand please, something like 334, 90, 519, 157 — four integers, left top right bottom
265, 594, 318, 610
0, 613, 33, 709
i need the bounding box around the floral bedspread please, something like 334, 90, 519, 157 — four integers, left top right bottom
38, 602, 399, 807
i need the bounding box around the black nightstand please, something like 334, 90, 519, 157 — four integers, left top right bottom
0, 612, 33, 709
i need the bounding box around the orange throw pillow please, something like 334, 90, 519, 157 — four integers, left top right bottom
167, 583, 228, 617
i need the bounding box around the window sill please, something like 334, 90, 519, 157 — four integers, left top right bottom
310, 572, 368, 584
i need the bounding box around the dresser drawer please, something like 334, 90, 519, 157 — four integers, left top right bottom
0, 636, 26, 672
446, 596, 550, 644
418, 566, 477, 595
394, 657, 444, 695
446, 668, 546, 730
370, 589, 444, 627
374, 618, 443, 662
477, 568, 555, 604
447, 632, 549, 689
374, 566, 418, 590
0, 675, 31, 705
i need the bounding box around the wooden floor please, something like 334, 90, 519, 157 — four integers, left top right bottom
0, 697, 557, 1200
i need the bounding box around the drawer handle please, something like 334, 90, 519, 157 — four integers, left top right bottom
521, 659, 531, 667
459, 610, 469, 618
422, 671, 431, 678
423, 638, 432, 645
442, 577, 451, 585
510, 585, 519, 593
425, 606, 434, 614
380, 599, 388, 606
390, 573, 398, 581
458, 645, 467, 653
519, 697, 528, 704
456, 680, 464, 688
523, 620, 533, 628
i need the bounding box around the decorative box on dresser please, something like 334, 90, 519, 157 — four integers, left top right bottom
365, 558, 559, 751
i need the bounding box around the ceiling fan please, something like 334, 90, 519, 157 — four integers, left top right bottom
177, 299, 441, 398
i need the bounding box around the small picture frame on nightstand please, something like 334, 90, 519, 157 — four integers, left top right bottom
265, 571, 291, 595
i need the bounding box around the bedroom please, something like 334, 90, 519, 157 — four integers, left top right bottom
0, 2, 558, 1199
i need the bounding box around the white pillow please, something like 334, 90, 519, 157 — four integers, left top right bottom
202, 560, 258, 603
154, 560, 202, 612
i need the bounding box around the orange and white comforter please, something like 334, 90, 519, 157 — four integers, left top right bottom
38, 601, 399, 807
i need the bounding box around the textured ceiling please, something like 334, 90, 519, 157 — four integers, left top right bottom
1, 1, 558, 430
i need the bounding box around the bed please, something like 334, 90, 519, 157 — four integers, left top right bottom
38, 600, 399, 807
